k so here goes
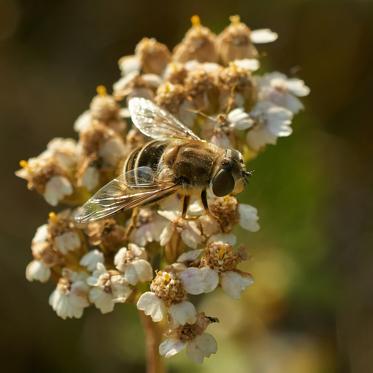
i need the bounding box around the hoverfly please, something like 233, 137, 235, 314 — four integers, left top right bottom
75, 98, 251, 224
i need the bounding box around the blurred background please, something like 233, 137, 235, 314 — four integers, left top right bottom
1, 0, 373, 372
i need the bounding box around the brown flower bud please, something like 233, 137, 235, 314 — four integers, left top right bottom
155, 83, 187, 115
217, 63, 257, 111
217, 15, 258, 64
209, 196, 239, 233
90, 86, 120, 122
184, 69, 219, 113
163, 62, 188, 85
135, 37, 171, 75
173, 15, 218, 63
86, 218, 127, 251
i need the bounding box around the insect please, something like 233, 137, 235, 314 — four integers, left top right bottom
75, 97, 251, 224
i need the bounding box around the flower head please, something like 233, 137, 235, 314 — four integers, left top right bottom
49, 269, 90, 319
87, 263, 132, 314
114, 244, 153, 285
159, 313, 218, 363
137, 270, 197, 325
179, 241, 254, 299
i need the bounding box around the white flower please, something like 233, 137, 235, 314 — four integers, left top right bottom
136, 271, 197, 325
129, 208, 168, 246
44, 138, 78, 170
80, 166, 99, 191
114, 244, 153, 285
80, 250, 104, 272
49, 269, 89, 319
220, 271, 254, 299
118, 55, 141, 76
184, 60, 222, 73
227, 108, 254, 130
177, 249, 203, 263
54, 231, 81, 254
158, 210, 203, 249
180, 266, 219, 295
258, 72, 310, 114
99, 137, 126, 167
250, 28, 278, 44
160, 333, 217, 364
208, 233, 237, 246
179, 242, 253, 299
74, 110, 92, 132
238, 204, 260, 232
26, 260, 51, 282
44, 176, 73, 206
32, 224, 49, 244
137, 292, 166, 322
159, 313, 218, 363
210, 130, 231, 148
232, 58, 260, 72
247, 101, 293, 151
87, 263, 132, 314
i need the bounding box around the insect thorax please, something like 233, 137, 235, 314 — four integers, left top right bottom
164, 141, 219, 187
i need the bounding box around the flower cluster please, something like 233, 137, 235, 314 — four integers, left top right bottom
17, 15, 308, 365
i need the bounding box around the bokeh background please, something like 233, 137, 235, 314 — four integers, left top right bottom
1, 0, 373, 372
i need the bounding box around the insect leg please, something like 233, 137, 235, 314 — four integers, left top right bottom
181, 194, 190, 218
125, 207, 139, 240
201, 189, 209, 213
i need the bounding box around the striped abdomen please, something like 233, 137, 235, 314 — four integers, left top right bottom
123, 140, 167, 184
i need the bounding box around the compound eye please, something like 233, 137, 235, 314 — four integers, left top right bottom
211, 168, 235, 197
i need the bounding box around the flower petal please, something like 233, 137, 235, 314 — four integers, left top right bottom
137, 292, 166, 322
159, 338, 186, 358
26, 260, 51, 283
233, 58, 260, 72
169, 300, 197, 325
186, 333, 217, 364
130, 259, 153, 283
177, 249, 203, 263
251, 29, 278, 44
180, 267, 219, 295
238, 204, 260, 232
80, 250, 104, 272
89, 288, 115, 313
208, 233, 237, 246
44, 176, 73, 206
220, 271, 254, 299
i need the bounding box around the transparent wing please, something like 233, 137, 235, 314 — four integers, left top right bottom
74, 166, 179, 224
128, 97, 201, 141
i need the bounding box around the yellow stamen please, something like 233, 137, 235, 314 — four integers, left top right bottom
164, 272, 171, 283
191, 15, 201, 27
164, 82, 171, 93
218, 247, 226, 260
229, 15, 241, 25
19, 160, 28, 168
49, 211, 58, 223
229, 61, 238, 72
96, 85, 107, 96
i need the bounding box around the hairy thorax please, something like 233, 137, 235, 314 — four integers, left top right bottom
163, 141, 221, 187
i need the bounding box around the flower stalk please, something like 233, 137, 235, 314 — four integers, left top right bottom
139, 311, 165, 373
